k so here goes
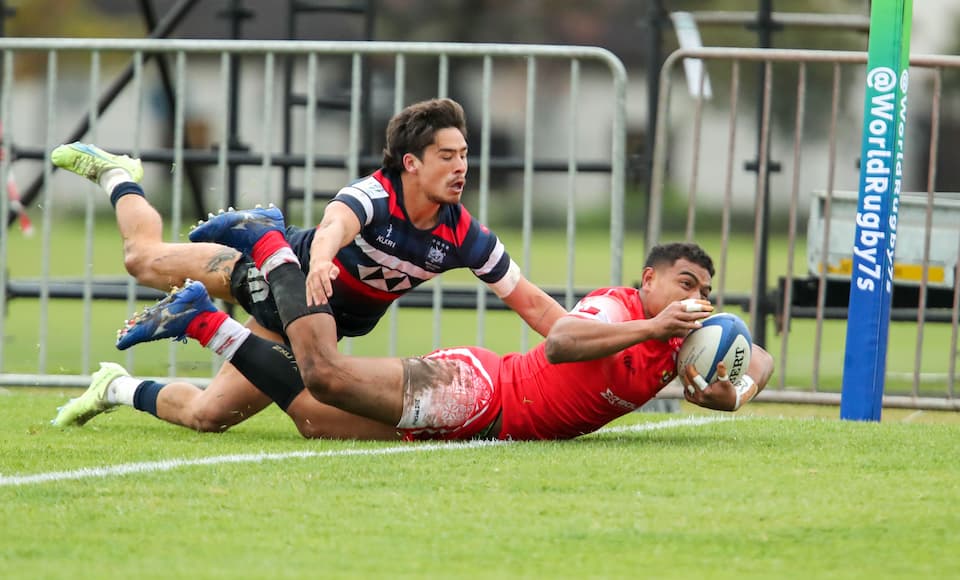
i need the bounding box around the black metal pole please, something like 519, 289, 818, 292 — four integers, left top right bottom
644, 0, 665, 235
138, 0, 208, 220
745, 0, 779, 348
0, 0, 12, 36
361, 1, 376, 155
281, 0, 296, 217
218, 0, 253, 211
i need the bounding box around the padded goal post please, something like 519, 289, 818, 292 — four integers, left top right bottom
841, 0, 914, 421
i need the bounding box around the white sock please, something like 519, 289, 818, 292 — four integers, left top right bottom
107, 375, 143, 406
205, 317, 252, 360
99, 168, 134, 195
260, 247, 300, 279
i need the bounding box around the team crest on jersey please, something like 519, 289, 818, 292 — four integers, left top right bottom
426, 241, 448, 270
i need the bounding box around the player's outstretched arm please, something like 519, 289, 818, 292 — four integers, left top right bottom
544, 300, 712, 364
306, 202, 361, 305
499, 277, 566, 337
683, 344, 774, 411
544, 316, 655, 363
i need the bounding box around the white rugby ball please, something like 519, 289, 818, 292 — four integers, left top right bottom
677, 313, 752, 388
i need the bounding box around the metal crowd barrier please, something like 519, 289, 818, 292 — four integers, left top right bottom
0, 38, 627, 387
648, 47, 960, 410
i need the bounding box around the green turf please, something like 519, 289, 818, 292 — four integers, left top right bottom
2, 390, 959, 578
3, 216, 958, 577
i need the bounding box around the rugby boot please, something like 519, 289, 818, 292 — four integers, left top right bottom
188, 205, 286, 256
51, 362, 129, 427
116, 279, 217, 350
51, 142, 144, 184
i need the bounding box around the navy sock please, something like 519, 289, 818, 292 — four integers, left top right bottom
110, 181, 146, 208
132, 380, 165, 417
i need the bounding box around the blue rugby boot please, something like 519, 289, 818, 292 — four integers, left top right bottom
116, 279, 217, 350
188, 204, 286, 256
51, 142, 144, 184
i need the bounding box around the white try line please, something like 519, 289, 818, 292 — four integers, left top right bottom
0, 415, 731, 488
595, 414, 734, 435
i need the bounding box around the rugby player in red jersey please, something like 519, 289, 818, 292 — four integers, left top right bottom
50, 98, 565, 438
108, 226, 774, 440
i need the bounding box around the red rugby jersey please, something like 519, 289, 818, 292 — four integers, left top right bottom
498, 287, 682, 440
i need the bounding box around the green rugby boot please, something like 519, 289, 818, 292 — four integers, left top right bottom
51, 142, 144, 184
51, 362, 130, 427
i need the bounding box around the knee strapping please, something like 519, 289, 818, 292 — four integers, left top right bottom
268, 263, 332, 329
230, 334, 304, 410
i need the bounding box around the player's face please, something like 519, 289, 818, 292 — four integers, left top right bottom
409, 127, 468, 204
642, 258, 713, 316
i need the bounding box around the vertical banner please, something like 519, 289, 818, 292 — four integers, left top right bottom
841, 0, 913, 421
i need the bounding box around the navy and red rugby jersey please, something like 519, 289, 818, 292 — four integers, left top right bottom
286, 169, 514, 337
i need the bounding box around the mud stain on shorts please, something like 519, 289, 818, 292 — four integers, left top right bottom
397, 356, 492, 433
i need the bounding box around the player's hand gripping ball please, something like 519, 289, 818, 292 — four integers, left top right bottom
677, 312, 752, 393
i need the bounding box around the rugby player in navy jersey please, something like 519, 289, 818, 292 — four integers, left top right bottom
50, 98, 566, 437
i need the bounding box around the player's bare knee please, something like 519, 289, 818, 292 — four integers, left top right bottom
121, 247, 151, 281
299, 361, 335, 400
299, 354, 349, 405
294, 420, 324, 439
189, 406, 236, 433
122, 248, 179, 289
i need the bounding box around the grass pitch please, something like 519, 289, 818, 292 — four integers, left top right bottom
2, 219, 959, 577
2, 390, 959, 579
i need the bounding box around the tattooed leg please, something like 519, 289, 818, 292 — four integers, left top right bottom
112, 199, 239, 300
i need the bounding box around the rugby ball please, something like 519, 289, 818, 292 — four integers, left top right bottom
677, 313, 752, 388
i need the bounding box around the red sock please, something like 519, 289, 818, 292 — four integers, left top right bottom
252, 230, 290, 269
185, 310, 228, 347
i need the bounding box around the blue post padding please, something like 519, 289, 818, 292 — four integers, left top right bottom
840, 0, 913, 421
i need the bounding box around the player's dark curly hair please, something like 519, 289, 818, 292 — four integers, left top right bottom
382, 98, 468, 173
644, 242, 715, 277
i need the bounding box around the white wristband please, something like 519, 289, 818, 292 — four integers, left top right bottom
692, 374, 709, 391
733, 375, 757, 411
